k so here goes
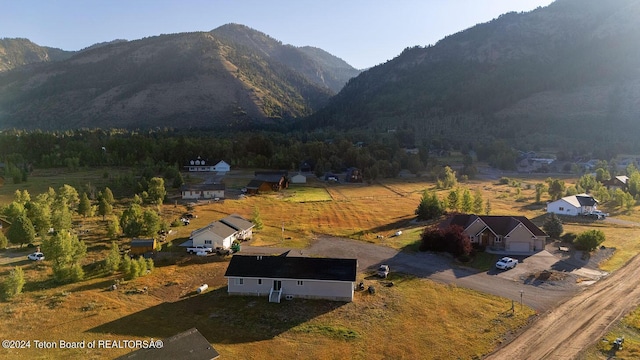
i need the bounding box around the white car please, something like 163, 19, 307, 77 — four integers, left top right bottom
495, 257, 518, 270
28, 252, 44, 261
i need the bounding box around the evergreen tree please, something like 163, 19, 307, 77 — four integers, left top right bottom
2, 266, 25, 300
6, 215, 35, 247
484, 199, 492, 215
102, 187, 115, 205
252, 207, 263, 230
472, 190, 484, 214
0, 231, 7, 249
105, 241, 121, 273
415, 189, 444, 220
447, 189, 460, 212
535, 183, 547, 204
98, 197, 113, 221
461, 188, 472, 213
78, 193, 92, 218
543, 213, 563, 239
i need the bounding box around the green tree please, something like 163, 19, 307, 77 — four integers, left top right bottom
415, 189, 444, 220
107, 216, 121, 239
41, 231, 87, 283
102, 187, 115, 205
438, 166, 458, 189
578, 174, 598, 193
543, 213, 563, 239
6, 215, 35, 247
120, 204, 144, 237
574, 229, 605, 252
27, 201, 51, 236
98, 197, 113, 221
595, 168, 611, 182
2, 266, 25, 300
472, 190, 484, 214
147, 177, 167, 206
484, 199, 492, 215
77, 193, 92, 218
535, 183, 547, 203
57, 184, 80, 211
447, 189, 460, 212
628, 172, 640, 197
105, 241, 121, 274
51, 205, 73, 232
252, 207, 263, 230
546, 178, 566, 201
172, 172, 185, 189
460, 188, 472, 213
142, 209, 161, 237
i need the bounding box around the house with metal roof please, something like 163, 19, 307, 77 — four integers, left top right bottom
224, 254, 357, 302
546, 193, 598, 217
442, 214, 548, 253
219, 214, 254, 241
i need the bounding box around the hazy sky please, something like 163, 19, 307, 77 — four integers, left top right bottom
1, 0, 555, 69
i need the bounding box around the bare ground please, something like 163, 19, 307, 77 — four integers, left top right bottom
484, 253, 640, 359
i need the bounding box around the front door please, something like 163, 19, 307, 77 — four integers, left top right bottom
273, 280, 282, 291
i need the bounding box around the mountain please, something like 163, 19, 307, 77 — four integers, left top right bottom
0, 25, 359, 130
211, 24, 360, 93
307, 0, 640, 151
0, 38, 74, 72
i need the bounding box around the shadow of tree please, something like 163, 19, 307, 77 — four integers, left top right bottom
89, 287, 346, 343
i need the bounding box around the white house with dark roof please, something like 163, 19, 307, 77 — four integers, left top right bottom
547, 194, 598, 216
219, 214, 254, 241
224, 254, 357, 302
185, 158, 230, 173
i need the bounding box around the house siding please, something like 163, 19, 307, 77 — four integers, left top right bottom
191, 230, 233, 249
547, 199, 580, 216
227, 277, 354, 302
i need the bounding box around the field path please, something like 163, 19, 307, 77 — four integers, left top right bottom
485, 253, 640, 359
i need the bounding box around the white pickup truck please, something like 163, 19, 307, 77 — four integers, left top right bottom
187, 245, 213, 254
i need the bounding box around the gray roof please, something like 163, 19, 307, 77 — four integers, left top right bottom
131, 238, 155, 247
219, 214, 254, 231
225, 254, 357, 282
190, 221, 237, 239
115, 327, 219, 360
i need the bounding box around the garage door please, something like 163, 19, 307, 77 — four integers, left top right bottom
510, 242, 530, 252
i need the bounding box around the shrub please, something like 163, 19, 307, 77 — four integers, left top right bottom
574, 230, 605, 252
2, 267, 25, 301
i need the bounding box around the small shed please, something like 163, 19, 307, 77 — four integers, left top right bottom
291, 173, 307, 184
130, 238, 157, 256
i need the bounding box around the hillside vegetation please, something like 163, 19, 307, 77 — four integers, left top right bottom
0, 25, 359, 130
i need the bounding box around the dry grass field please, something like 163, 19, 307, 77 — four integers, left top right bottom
2, 169, 640, 359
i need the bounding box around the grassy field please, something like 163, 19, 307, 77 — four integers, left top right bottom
3, 169, 640, 359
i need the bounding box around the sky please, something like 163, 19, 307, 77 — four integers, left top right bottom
1, 0, 555, 70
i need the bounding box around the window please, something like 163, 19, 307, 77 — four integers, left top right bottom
297, 281, 304, 286
235, 278, 244, 285
258, 279, 262, 285
559, 207, 564, 211
204, 240, 212, 245
495, 237, 502, 243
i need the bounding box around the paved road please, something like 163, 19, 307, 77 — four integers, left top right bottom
240, 236, 586, 312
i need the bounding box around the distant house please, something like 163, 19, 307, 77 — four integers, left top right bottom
245, 171, 289, 194
185, 158, 230, 173
442, 214, 547, 253
299, 160, 314, 173
602, 175, 629, 191
224, 254, 358, 302
186, 214, 254, 250
130, 238, 157, 257
291, 173, 307, 184
181, 183, 225, 200
115, 327, 219, 360
345, 167, 363, 183
547, 194, 598, 216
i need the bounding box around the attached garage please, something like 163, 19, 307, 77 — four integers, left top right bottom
509, 242, 530, 252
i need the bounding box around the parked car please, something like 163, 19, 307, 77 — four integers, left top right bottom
187, 245, 213, 254
495, 257, 518, 270
377, 264, 390, 278
28, 252, 45, 261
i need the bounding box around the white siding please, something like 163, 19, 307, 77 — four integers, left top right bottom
227, 277, 354, 302
547, 199, 580, 216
